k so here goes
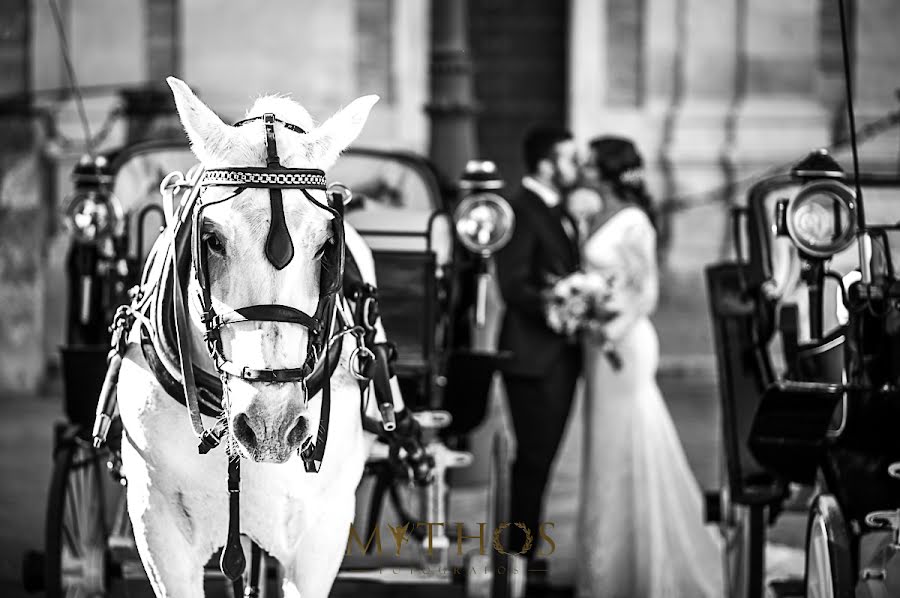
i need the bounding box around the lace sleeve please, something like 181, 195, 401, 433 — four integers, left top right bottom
601, 211, 658, 341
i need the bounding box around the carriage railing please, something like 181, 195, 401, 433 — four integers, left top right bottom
740, 174, 900, 364
732, 172, 900, 491
709, 172, 900, 495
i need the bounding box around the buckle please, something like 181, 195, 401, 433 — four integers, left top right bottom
349, 346, 375, 380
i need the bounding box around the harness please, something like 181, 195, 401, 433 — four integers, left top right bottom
92, 113, 433, 595
185, 113, 347, 467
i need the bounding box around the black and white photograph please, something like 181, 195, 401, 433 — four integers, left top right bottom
1, 1, 900, 597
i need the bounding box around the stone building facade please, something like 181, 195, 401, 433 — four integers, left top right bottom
1, 0, 899, 392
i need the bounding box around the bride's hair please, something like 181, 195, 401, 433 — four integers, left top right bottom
587, 136, 658, 231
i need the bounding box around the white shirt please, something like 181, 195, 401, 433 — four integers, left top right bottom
522, 175, 576, 241
522, 175, 560, 208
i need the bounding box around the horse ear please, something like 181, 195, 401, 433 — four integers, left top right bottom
310, 95, 379, 169
166, 77, 252, 164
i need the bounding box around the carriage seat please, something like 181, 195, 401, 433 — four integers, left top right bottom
779, 303, 845, 385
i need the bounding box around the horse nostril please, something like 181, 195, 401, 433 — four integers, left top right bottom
286, 415, 311, 449
232, 413, 257, 451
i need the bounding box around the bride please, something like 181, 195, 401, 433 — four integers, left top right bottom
570, 136, 723, 598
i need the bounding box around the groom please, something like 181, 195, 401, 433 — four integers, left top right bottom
496, 126, 581, 556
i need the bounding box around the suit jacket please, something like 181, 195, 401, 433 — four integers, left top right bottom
496, 186, 582, 377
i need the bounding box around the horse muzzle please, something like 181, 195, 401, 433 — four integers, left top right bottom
228, 388, 312, 463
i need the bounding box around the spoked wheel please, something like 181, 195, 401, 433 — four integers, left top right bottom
488, 432, 525, 598
45, 430, 112, 598
708, 455, 766, 598
464, 431, 525, 598
804, 495, 852, 598
720, 501, 765, 598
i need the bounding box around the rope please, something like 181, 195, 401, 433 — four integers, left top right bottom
47, 0, 95, 158
659, 107, 900, 215
44, 104, 124, 156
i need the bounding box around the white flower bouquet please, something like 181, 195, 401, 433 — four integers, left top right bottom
544, 271, 623, 370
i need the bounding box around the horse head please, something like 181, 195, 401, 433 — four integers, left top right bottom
167, 77, 378, 463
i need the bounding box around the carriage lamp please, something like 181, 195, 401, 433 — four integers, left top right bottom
454, 160, 515, 328
63, 154, 125, 244
778, 149, 858, 260
778, 179, 857, 259
454, 193, 515, 255
63, 154, 126, 325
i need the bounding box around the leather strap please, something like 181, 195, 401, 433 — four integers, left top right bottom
216, 360, 309, 383
264, 113, 294, 269
220, 458, 246, 584
205, 304, 321, 333
233, 114, 308, 135
169, 182, 218, 451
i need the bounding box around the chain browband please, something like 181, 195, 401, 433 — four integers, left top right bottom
201, 168, 327, 188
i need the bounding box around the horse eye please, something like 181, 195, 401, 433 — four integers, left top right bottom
202, 232, 226, 255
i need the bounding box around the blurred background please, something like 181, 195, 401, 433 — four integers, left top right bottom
1, 0, 899, 595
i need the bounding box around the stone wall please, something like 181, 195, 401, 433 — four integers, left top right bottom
0, 2, 51, 395
30, 0, 431, 384
12, 0, 900, 392
568, 0, 899, 363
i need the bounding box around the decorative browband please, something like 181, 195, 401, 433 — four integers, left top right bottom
201, 168, 327, 189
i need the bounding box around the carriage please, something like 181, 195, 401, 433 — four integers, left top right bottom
22, 128, 526, 597
705, 148, 900, 598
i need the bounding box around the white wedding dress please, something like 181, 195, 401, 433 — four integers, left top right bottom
575, 206, 724, 598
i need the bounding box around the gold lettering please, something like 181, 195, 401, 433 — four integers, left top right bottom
346, 524, 381, 556
537, 522, 557, 556
492, 522, 532, 556
387, 523, 411, 556
415, 522, 445, 555
455, 522, 487, 555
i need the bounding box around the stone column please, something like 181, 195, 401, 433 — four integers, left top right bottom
731, 0, 829, 175
568, 0, 606, 147
662, 0, 739, 198
853, 0, 900, 169
426, 0, 477, 181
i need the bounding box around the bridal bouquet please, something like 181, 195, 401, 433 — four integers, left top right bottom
544, 271, 623, 370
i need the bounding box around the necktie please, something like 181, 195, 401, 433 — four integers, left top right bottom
552, 203, 577, 244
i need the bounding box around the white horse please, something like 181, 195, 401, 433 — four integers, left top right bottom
117, 77, 391, 597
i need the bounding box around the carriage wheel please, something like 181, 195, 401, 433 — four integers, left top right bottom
804, 495, 852, 598
721, 502, 765, 598
464, 432, 527, 598
488, 432, 526, 598
45, 433, 111, 598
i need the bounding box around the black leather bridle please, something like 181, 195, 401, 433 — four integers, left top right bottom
194, 113, 344, 386
167, 112, 351, 476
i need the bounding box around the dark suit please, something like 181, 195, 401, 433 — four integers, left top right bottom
496, 184, 582, 556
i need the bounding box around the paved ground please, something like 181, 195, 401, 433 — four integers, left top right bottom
0, 361, 801, 598
0, 253, 807, 597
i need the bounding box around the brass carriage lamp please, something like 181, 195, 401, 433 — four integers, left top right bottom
453, 160, 515, 328
63, 154, 125, 245
774, 149, 858, 339
775, 149, 857, 259
63, 154, 127, 325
